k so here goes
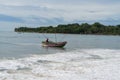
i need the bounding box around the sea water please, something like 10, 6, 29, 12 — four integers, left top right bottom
0, 31, 120, 80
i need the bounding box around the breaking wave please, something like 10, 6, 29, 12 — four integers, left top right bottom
0, 49, 120, 80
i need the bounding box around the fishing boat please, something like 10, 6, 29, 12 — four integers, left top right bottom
42, 41, 67, 47
42, 32, 67, 47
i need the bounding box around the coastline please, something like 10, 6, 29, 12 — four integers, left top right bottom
14, 22, 120, 35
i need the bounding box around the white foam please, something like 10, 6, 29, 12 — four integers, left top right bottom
0, 49, 120, 80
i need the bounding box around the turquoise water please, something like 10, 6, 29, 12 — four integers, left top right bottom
0, 31, 120, 58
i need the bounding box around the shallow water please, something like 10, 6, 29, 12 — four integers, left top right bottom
0, 31, 120, 58
0, 31, 120, 80
0, 49, 120, 80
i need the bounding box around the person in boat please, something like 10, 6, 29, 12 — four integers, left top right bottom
46, 38, 49, 42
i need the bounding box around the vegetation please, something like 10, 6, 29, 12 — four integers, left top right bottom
15, 22, 120, 35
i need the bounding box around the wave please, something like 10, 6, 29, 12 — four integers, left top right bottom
0, 49, 120, 80
0, 41, 40, 46
13, 43, 41, 46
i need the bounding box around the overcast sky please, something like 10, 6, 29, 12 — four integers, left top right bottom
0, 0, 120, 31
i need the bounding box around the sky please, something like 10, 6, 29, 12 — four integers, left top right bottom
0, 0, 120, 31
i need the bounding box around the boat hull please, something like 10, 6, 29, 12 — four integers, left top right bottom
42, 41, 67, 47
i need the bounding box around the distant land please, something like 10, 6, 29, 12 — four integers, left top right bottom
15, 22, 120, 35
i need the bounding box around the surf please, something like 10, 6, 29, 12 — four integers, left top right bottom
0, 49, 120, 80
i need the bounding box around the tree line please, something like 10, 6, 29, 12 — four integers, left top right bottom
15, 22, 120, 35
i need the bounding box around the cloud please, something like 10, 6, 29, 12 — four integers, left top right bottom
0, 0, 120, 31
0, 14, 24, 22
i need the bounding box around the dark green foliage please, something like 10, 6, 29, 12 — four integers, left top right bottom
15, 22, 120, 35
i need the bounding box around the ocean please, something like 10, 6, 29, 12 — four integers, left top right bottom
0, 31, 120, 80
